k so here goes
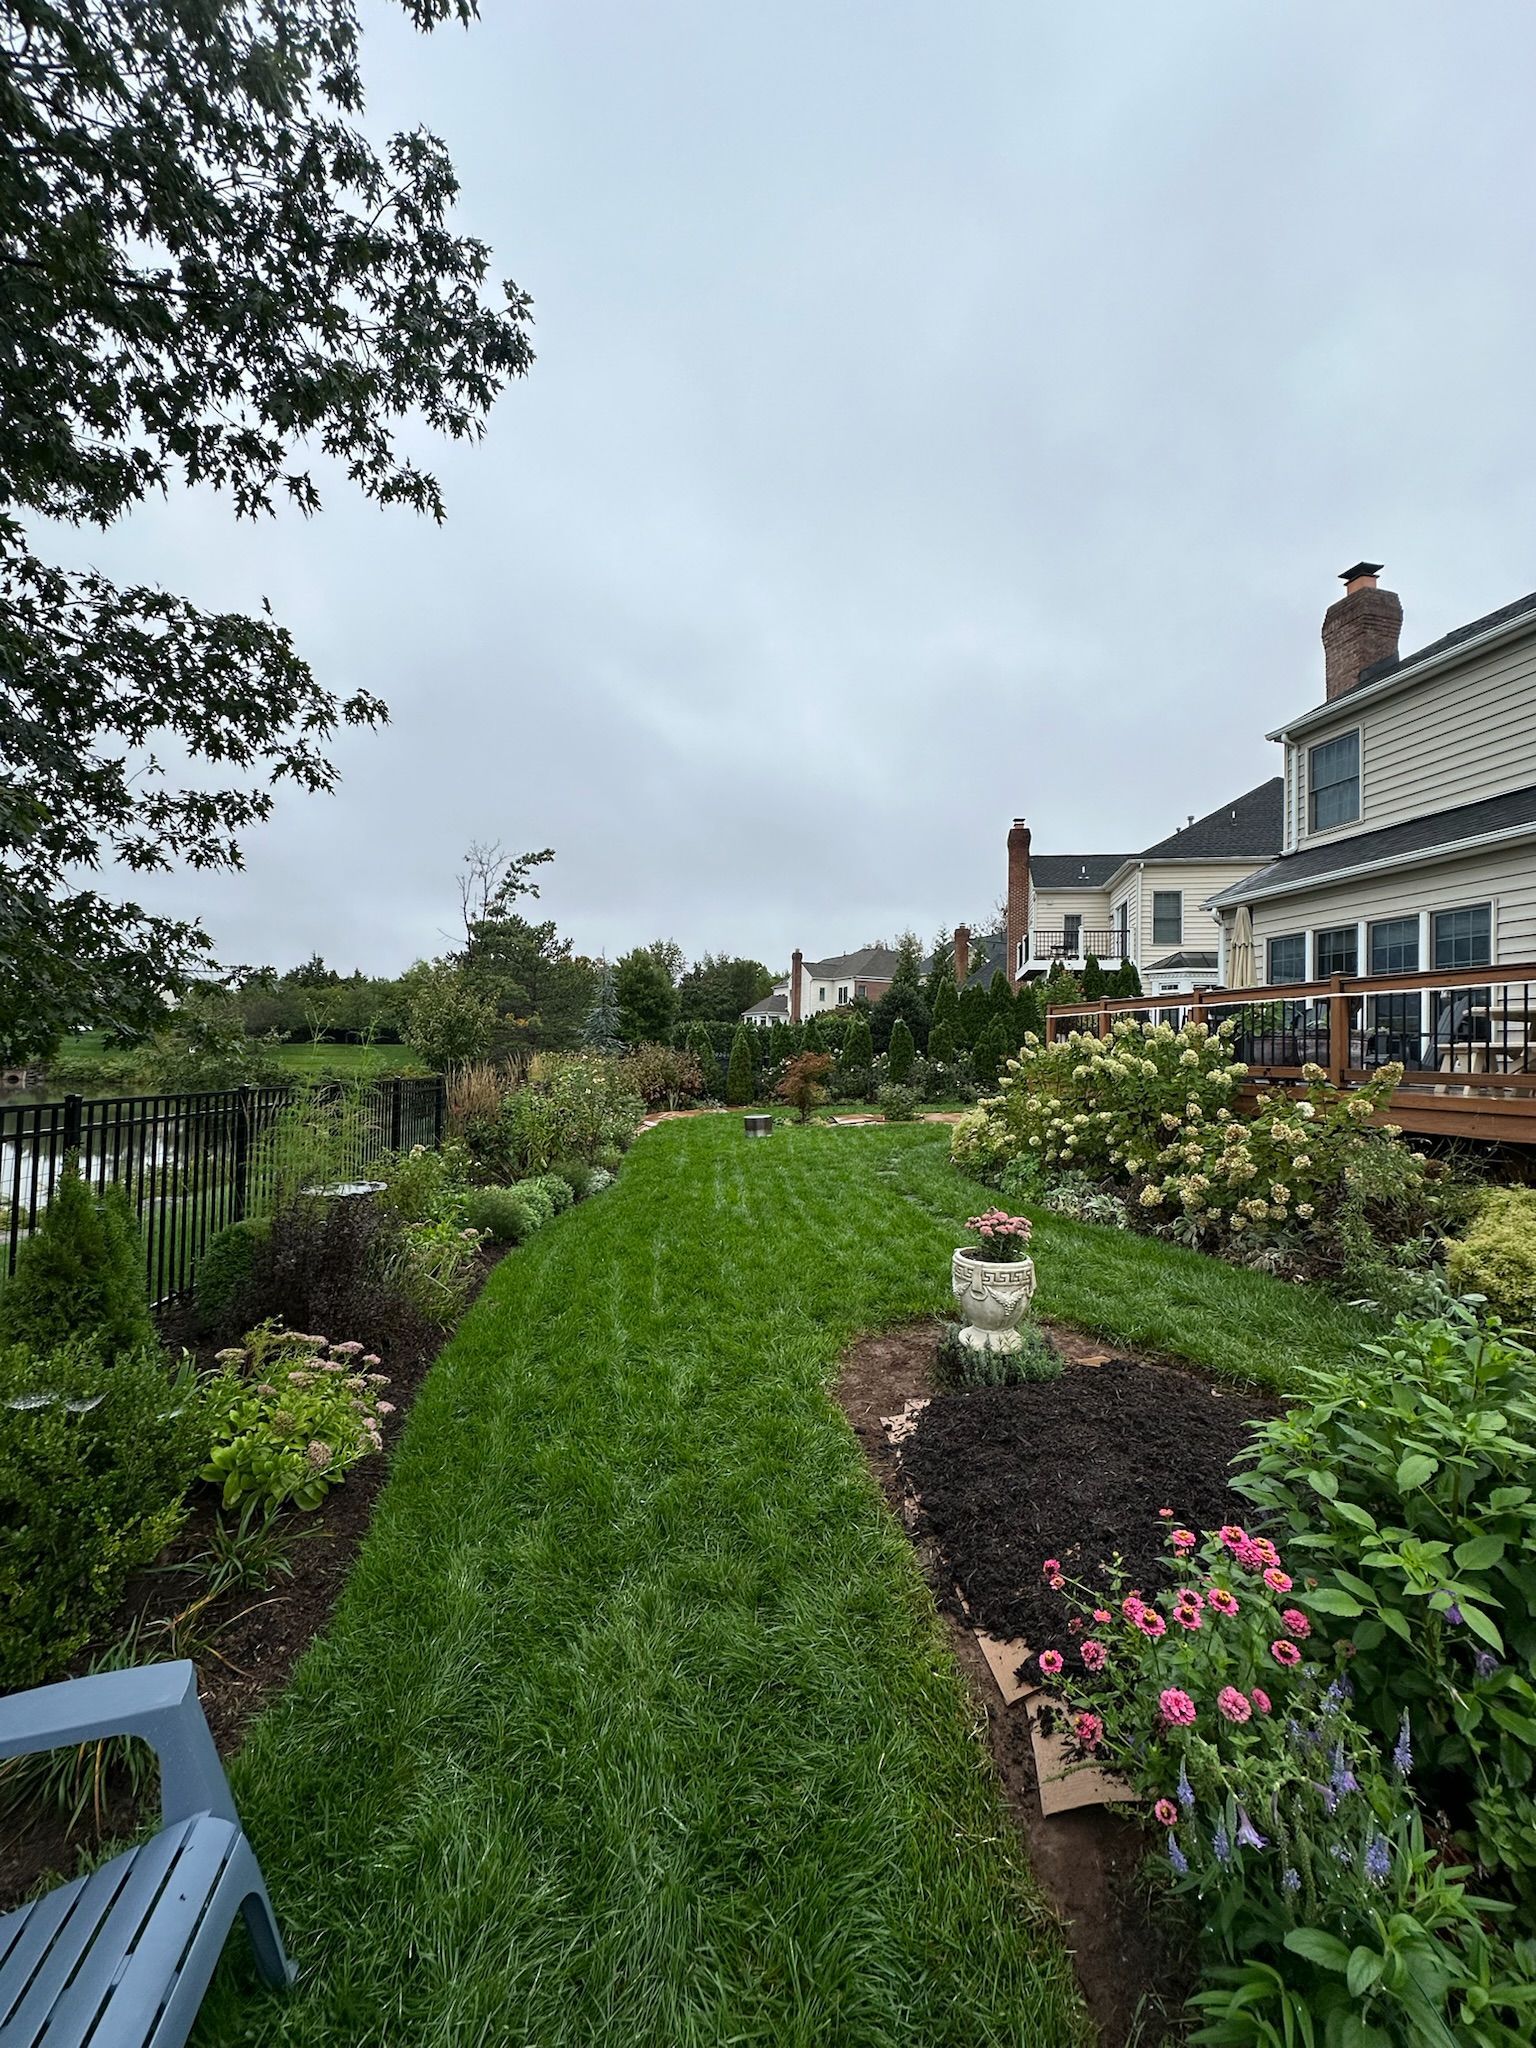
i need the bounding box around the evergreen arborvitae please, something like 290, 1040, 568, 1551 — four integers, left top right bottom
0, 1164, 156, 1361
1114, 959, 1144, 998
725, 1027, 756, 1106
841, 1015, 873, 1071
931, 974, 960, 1033
801, 1013, 824, 1053
988, 968, 1014, 1020
1081, 953, 1105, 999
928, 1020, 956, 1066
686, 1022, 720, 1091
972, 1019, 1010, 1088
1013, 982, 1043, 1042
958, 981, 990, 1048
887, 1017, 916, 1083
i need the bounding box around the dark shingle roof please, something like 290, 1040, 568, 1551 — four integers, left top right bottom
962, 931, 1007, 990
1030, 853, 1129, 888
802, 945, 900, 979
1136, 778, 1283, 862
1145, 950, 1219, 971
1350, 589, 1536, 696
1210, 782, 1536, 908
742, 992, 788, 1018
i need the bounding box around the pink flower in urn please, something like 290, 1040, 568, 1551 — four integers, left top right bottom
965, 1210, 1034, 1261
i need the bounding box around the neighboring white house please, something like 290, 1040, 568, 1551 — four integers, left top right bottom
1207, 566, 1536, 985
1005, 781, 1283, 995
741, 946, 902, 1027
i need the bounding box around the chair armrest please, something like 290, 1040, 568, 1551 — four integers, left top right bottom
0, 1661, 237, 1827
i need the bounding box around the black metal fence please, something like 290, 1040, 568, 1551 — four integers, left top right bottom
0, 1076, 445, 1305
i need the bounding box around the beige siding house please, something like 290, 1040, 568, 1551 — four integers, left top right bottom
1210, 567, 1536, 985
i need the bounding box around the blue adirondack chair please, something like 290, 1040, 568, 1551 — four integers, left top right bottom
0, 1660, 294, 2046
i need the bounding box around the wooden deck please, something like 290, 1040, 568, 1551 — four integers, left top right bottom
1045, 963, 1536, 1145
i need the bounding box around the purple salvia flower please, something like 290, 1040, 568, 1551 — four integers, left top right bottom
1329, 1743, 1359, 1800
1331, 1842, 1353, 1867
1392, 1710, 1413, 1777
1365, 1834, 1391, 1883
1474, 1650, 1500, 1681
1213, 1822, 1231, 1866
1177, 1760, 1195, 1814
1282, 1866, 1301, 1894
1445, 1603, 1464, 1627
1235, 1805, 1267, 1851
1169, 1837, 1189, 1876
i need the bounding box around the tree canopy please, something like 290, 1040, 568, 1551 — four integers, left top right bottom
0, 0, 532, 1061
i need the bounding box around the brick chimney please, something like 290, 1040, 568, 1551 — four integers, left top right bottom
1322, 561, 1402, 701
790, 948, 802, 1023
1006, 819, 1031, 989
952, 923, 970, 989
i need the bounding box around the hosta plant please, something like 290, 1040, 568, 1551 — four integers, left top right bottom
202, 1323, 392, 1512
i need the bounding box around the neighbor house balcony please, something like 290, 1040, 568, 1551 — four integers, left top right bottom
1045, 962, 1536, 1143
1031, 927, 1123, 963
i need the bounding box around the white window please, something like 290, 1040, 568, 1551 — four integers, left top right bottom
837, 985, 849, 1004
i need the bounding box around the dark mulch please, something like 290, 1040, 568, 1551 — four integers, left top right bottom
0, 1251, 497, 1915
903, 1355, 1269, 1676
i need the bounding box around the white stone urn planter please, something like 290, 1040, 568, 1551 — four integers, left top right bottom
951, 1247, 1037, 1353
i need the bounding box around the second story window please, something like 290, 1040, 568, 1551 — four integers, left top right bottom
1308, 730, 1360, 832
1152, 890, 1182, 945
1267, 933, 1306, 983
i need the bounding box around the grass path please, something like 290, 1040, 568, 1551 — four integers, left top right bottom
201, 1120, 1372, 2045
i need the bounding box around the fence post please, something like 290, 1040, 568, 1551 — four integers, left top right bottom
1328, 975, 1348, 1088
433, 1075, 446, 1149
1097, 1000, 1110, 1040
62, 1092, 83, 1157
388, 1076, 404, 1153
231, 1085, 253, 1223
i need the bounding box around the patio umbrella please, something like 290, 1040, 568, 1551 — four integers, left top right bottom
1227, 905, 1255, 989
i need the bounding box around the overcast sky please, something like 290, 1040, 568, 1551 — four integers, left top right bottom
67, 0, 1536, 976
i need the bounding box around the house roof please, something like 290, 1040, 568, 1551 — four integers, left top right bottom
962, 931, 1007, 990
742, 992, 789, 1019
1145, 950, 1219, 971
1273, 587, 1536, 738
1132, 778, 1284, 863
1030, 853, 1129, 889
802, 945, 900, 980
1208, 781, 1536, 909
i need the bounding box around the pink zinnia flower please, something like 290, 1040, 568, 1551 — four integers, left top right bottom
1207, 1587, 1239, 1616
1121, 1594, 1146, 1622
1173, 1604, 1203, 1631
1253, 1538, 1281, 1568
1158, 1508, 1173, 1519
1154, 1797, 1179, 1827
1232, 1539, 1267, 1571
1175, 1586, 1203, 1610
1217, 1686, 1252, 1724
1159, 1688, 1197, 1727
1251, 1688, 1272, 1715
1042, 1559, 1061, 1576
1075, 1712, 1104, 1751
1219, 1524, 1248, 1550
1134, 1609, 1167, 1639
1048, 1574, 1066, 1591
1270, 1640, 1302, 1668
1093, 1609, 1112, 1624
1068, 1617, 1083, 1633
1280, 1608, 1311, 1639
1080, 1639, 1107, 1671
1264, 1568, 1293, 1593
1038, 1649, 1064, 1677
1171, 1529, 1197, 1552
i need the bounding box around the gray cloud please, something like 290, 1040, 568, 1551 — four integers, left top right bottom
65, 0, 1536, 974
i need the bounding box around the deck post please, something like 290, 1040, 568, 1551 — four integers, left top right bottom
1327, 975, 1348, 1087
1096, 999, 1110, 1039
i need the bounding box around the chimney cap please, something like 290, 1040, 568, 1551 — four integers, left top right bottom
1339, 560, 1384, 586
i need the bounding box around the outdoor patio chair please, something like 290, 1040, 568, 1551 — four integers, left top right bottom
0, 1660, 294, 2046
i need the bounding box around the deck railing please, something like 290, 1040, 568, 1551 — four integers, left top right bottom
1031, 927, 1124, 960
1044, 965, 1536, 1142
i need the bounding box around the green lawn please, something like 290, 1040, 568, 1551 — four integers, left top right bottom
262, 1041, 428, 1081
200, 1119, 1372, 2045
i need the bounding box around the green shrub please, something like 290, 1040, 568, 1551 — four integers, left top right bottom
840, 1015, 874, 1072
0, 1165, 156, 1361
971, 1019, 1010, 1088
548, 1157, 593, 1202
593, 1145, 624, 1173
876, 1084, 919, 1122
203, 1323, 390, 1513
462, 1055, 644, 1180
1234, 1306, 1536, 1904
194, 1217, 270, 1337
725, 1027, 755, 1106
383, 1218, 482, 1325
0, 1342, 203, 1687
585, 1167, 615, 1195
935, 1320, 1061, 1387
524, 1172, 573, 1216
462, 1185, 541, 1243
377, 1143, 467, 1227
887, 1018, 915, 1084
1447, 1188, 1536, 1326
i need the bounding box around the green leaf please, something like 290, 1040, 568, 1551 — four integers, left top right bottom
1454, 1534, 1505, 1572
1488, 1486, 1531, 1512
1456, 1603, 1505, 1653
1331, 1501, 1378, 1532
1346, 1947, 1383, 1998
1285, 1928, 1350, 1973
1395, 1453, 1439, 1489
1304, 1589, 1365, 1618
1307, 1467, 1339, 1499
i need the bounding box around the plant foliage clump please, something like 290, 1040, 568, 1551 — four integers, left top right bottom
0, 1166, 155, 1361
1447, 1188, 1536, 1327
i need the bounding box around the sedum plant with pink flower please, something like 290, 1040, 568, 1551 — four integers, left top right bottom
1031, 1518, 1532, 2043
202, 1320, 391, 1512
964, 1209, 1033, 1263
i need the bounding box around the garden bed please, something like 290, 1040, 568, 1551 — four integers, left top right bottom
0, 1250, 497, 1914
838, 1319, 1274, 2045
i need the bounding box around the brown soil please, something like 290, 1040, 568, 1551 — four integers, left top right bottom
835, 1321, 1271, 2046
0, 1254, 496, 1914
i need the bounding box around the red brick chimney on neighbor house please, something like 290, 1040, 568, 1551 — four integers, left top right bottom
790, 948, 803, 1023
1006, 819, 1031, 989
952, 923, 971, 988
1322, 561, 1402, 701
